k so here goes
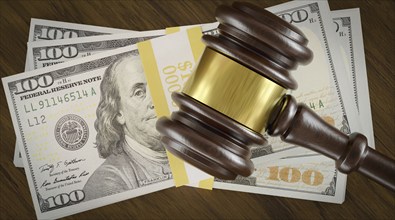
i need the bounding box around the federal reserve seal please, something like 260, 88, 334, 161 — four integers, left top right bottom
55, 114, 89, 151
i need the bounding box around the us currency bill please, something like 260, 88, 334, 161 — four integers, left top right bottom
216, 153, 337, 201
15, 17, 139, 167
3, 45, 173, 219
29, 18, 137, 42
243, 8, 375, 201
253, 156, 338, 198
27, 31, 163, 70
332, 9, 375, 148
14, 27, 165, 167
214, 0, 359, 203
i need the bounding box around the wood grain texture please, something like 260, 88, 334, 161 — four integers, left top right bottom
0, 0, 394, 219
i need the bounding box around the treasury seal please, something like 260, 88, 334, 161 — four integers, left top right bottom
55, 114, 89, 151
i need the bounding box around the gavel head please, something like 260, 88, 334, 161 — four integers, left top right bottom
156, 2, 313, 180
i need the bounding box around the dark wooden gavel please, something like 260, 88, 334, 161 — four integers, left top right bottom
156, 2, 395, 191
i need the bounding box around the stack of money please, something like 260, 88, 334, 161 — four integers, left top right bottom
2, 0, 374, 219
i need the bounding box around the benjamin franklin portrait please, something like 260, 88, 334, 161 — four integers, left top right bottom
83, 53, 171, 200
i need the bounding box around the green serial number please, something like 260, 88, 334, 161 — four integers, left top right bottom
24, 88, 96, 113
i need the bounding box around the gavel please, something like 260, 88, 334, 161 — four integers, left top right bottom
156, 2, 395, 191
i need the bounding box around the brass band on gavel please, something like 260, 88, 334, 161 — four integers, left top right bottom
183, 48, 286, 133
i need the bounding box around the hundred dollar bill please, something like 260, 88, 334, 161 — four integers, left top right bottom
28, 18, 137, 42
25, 18, 163, 72
213, 0, 359, 203
216, 154, 336, 201
27, 31, 163, 70
253, 156, 339, 202
254, 8, 375, 162
3, 45, 173, 219
332, 9, 375, 148
253, 7, 376, 181
13, 31, 165, 168
15, 18, 140, 167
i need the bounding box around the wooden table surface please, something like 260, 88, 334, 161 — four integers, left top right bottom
0, 0, 394, 219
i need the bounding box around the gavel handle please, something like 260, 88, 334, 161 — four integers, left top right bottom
267, 95, 395, 191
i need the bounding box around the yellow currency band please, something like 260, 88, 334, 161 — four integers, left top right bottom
138, 27, 214, 188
